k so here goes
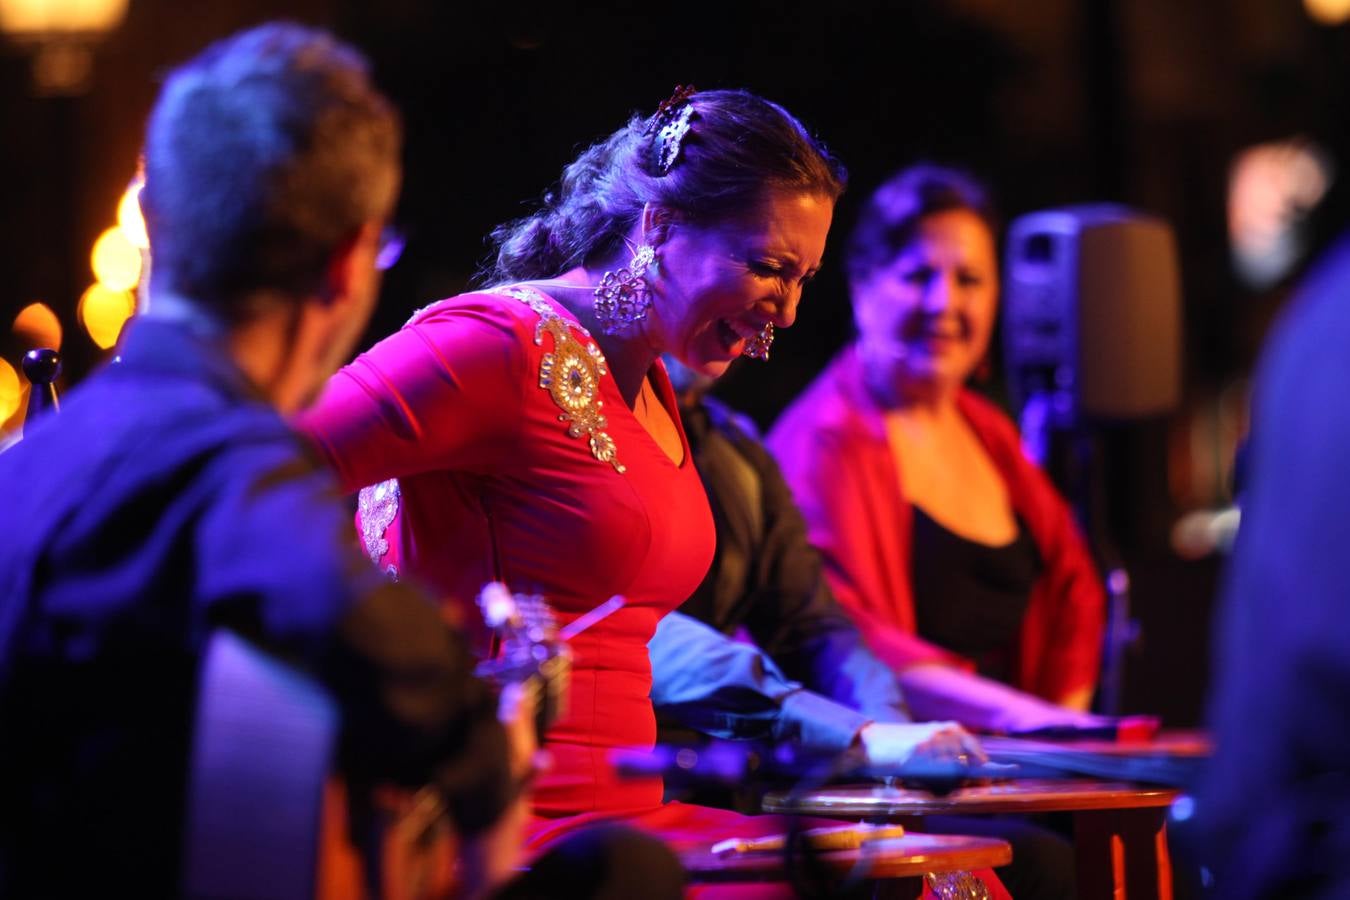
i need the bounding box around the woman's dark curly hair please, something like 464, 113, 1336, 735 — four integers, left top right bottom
845, 163, 998, 289
484, 89, 846, 285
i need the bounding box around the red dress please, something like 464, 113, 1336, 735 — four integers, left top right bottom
300, 288, 1008, 898
300, 285, 717, 818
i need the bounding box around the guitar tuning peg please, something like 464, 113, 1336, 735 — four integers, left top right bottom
476, 581, 518, 629
515, 593, 558, 639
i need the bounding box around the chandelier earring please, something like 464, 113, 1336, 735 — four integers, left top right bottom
593, 241, 656, 335
742, 323, 775, 361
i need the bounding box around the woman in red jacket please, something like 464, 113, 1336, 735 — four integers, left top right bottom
769, 164, 1107, 733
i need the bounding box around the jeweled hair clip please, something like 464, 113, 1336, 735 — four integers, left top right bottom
646, 84, 697, 176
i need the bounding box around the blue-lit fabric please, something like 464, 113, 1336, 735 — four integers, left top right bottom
1191, 235, 1350, 898
650, 395, 909, 756
0, 317, 505, 896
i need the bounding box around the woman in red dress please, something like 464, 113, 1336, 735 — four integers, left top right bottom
300, 91, 999, 897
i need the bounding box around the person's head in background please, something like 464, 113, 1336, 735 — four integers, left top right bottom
487, 88, 846, 379
139, 22, 402, 412
662, 353, 716, 403
847, 163, 1000, 409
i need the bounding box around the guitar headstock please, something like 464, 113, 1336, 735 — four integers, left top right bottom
477, 582, 558, 648
473, 582, 571, 741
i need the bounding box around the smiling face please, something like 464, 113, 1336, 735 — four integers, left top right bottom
852, 207, 999, 400
645, 189, 835, 376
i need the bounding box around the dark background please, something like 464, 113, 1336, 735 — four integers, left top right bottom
6, 0, 1350, 725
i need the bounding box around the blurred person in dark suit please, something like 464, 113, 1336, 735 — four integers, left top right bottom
1190, 232, 1350, 899
0, 24, 683, 898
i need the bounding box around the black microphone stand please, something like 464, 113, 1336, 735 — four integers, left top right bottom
21, 348, 61, 436
1020, 386, 1138, 716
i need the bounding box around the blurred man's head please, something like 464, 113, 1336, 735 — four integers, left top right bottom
662, 353, 717, 401
140, 23, 402, 406
142, 22, 401, 315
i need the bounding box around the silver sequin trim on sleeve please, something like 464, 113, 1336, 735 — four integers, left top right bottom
357, 478, 401, 568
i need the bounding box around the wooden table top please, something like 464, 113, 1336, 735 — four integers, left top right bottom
763, 779, 1180, 817
681, 832, 1012, 882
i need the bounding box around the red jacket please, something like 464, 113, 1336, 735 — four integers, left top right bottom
768, 347, 1105, 702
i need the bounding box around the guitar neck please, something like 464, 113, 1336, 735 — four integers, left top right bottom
979, 736, 1207, 787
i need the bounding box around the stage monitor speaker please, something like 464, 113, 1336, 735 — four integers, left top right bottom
1003, 205, 1182, 421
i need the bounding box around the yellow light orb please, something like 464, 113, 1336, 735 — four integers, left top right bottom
12, 302, 62, 351
1306, 0, 1350, 25
0, 357, 20, 424
117, 180, 148, 249
77, 283, 135, 350
90, 225, 141, 291
0, 0, 130, 35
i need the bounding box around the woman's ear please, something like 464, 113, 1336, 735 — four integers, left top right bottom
639, 202, 680, 249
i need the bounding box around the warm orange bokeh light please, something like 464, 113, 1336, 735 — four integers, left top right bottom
117, 179, 148, 250
77, 283, 135, 350
0, 357, 21, 423
90, 225, 141, 292
12, 302, 62, 351
0, 0, 130, 34
0, 356, 20, 423
1306, 0, 1350, 25
1228, 138, 1333, 288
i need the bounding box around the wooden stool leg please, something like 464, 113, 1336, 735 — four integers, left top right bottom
1118, 808, 1170, 900
1074, 808, 1171, 900
1074, 809, 1122, 900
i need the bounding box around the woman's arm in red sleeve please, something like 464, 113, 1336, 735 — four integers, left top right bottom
842, 603, 970, 672
297, 297, 529, 493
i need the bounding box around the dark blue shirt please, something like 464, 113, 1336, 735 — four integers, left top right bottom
0, 317, 506, 895
1193, 236, 1350, 897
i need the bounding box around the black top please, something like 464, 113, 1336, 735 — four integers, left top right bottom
0, 318, 510, 896
910, 505, 1041, 684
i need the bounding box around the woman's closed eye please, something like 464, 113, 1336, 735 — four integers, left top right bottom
750, 258, 818, 287
748, 258, 786, 279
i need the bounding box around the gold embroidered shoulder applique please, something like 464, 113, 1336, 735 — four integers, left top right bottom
490, 286, 626, 474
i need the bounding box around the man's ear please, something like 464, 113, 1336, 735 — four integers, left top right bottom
639, 202, 680, 249
319, 222, 380, 307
